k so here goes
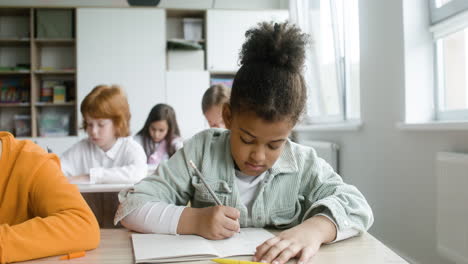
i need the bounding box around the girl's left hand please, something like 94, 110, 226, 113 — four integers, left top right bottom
69, 174, 90, 184
253, 215, 337, 264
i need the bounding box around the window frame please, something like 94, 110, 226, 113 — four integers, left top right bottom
430, 0, 468, 24
430, 0, 468, 121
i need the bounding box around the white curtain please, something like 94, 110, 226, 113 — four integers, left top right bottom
289, 0, 348, 123
289, 0, 324, 122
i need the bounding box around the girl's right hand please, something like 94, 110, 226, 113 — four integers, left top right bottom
178, 205, 240, 240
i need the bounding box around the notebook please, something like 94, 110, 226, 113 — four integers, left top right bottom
132, 228, 275, 263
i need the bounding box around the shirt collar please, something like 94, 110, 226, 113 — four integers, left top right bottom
104, 137, 124, 160
269, 139, 299, 175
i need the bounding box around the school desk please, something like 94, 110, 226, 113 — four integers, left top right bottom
77, 184, 133, 228
78, 183, 134, 193
76, 169, 154, 227
22, 229, 409, 264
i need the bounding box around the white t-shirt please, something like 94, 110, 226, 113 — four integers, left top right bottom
61, 137, 148, 184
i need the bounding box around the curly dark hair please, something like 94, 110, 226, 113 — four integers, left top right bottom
230, 22, 309, 125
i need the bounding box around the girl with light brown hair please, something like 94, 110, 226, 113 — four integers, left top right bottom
202, 84, 230, 128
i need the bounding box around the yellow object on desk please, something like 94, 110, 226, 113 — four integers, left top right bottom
212, 258, 264, 264
59, 251, 86, 260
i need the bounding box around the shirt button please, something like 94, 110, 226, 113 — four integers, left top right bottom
257, 216, 262, 221
344, 220, 349, 226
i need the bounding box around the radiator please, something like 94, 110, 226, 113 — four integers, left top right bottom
298, 140, 339, 173
436, 152, 468, 264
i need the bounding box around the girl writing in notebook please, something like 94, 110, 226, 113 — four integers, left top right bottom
134, 103, 183, 167
202, 84, 230, 128
115, 22, 373, 264
61, 85, 147, 184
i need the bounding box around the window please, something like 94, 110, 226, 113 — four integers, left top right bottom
435, 27, 468, 120
289, 0, 360, 124
430, 0, 468, 121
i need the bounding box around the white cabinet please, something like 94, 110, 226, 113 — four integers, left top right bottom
77, 8, 166, 134
206, 10, 288, 73
166, 71, 210, 140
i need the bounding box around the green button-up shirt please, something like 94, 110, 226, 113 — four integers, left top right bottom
115, 129, 373, 232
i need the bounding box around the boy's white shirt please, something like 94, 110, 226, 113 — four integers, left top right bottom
121, 169, 358, 242
60, 136, 148, 184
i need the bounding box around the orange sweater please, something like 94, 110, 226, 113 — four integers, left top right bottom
0, 132, 100, 263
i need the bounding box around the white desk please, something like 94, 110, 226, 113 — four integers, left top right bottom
77, 184, 134, 193
23, 229, 409, 264
76, 167, 155, 193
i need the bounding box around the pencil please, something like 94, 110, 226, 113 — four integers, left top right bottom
59, 251, 86, 260
189, 160, 222, 205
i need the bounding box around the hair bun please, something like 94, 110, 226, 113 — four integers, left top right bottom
239, 22, 308, 73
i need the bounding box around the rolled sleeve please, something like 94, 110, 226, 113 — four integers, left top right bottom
302, 158, 374, 233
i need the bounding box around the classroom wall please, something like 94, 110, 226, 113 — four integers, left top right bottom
295, 0, 463, 263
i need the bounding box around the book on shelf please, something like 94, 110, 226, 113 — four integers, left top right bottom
38, 108, 71, 137
14, 114, 31, 137
63, 80, 75, 102
0, 78, 30, 103
132, 228, 274, 263
40, 80, 59, 102
41, 80, 72, 103
53, 85, 66, 103
37, 67, 75, 72
0, 64, 30, 72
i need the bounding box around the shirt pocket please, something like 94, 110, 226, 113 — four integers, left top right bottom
190, 176, 232, 207
270, 198, 302, 228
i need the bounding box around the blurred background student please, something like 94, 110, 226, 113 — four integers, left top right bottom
135, 103, 183, 169
61, 84, 147, 184
60, 84, 147, 228
201, 84, 230, 128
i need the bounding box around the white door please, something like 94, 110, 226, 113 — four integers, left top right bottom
206, 10, 288, 73
77, 8, 166, 135
166, 71, 210, 140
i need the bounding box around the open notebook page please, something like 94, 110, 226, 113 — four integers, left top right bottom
209, 228, 275, 257
132, 233, 218, 263
132, 228, 275, 263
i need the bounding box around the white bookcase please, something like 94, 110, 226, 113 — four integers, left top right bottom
166, 71, 210, 139
206, 10, 288, 73
13, 7, 289, 151
77, 8, 166, 134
